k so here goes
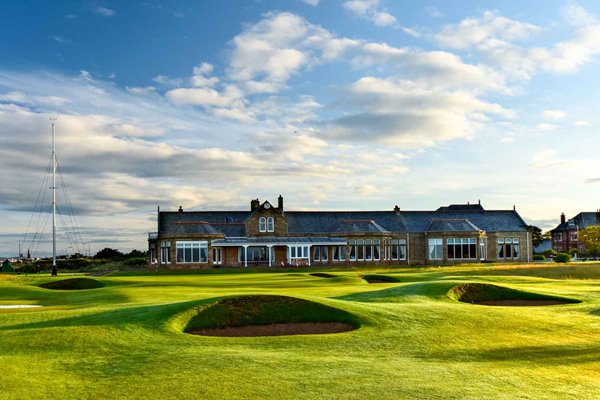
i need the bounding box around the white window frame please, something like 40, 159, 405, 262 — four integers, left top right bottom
333, 245, 346, 261
447, 238, 477, 260
555, 232, 562, 242
267, 217, 274, 232
259, 217, 267, 232
212, 247, 222, 265
289, 245, 309, 259
176, 241, 208, 263
428, 238, 443, 260
160, 241, 171, 264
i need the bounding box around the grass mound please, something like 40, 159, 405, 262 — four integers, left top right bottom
449, 283, 580, 306
39, 277, 105, 290
309, 272, 336, 278
362, 274, 400, 284
184, 295, 359, 337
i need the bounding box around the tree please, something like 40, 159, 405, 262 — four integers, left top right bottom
94, 248, 123, 260
579, 226, 600, 257
527, 225, 543, 247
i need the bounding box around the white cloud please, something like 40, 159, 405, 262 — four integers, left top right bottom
301, 0, 320, 6
529, 149, 568, 168
542, 110, 567, 119
343, 0, 397, 27
574, 120, 591, 126
537, 123, 559, 131
91, 4, 115, 17
434, 11, 541, 50
126, 86, 156, 95
563, 1, 596, 27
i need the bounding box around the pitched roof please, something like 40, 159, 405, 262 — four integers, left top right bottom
158, 206, 528, 237
551, 212, 600, 232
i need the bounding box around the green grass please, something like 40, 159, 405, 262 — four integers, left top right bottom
1, 263, 600, 399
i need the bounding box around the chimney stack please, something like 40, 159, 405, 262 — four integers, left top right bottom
251, 198, 260, 211
394, 205, 400, 214
596, 209, 600, 223
178, 206, 183, 213
560, 212, 566, 224
278, 195, 284, 212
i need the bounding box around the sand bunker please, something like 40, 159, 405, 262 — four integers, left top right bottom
39, 277, 105, 290
184, 295, 359, 337
309, 273, 336, 278
450, 283, 579, 306
362, 274, 400, 284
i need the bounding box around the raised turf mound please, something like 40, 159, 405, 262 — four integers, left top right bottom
184, 295, 359, 337
39, 277, 105, 290
362, 274, 400, 284
309, 272, 336, 278
449, 283, 580, 306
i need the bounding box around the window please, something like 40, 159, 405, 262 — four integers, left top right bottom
160, 241, 171, 264
373, 239, 380, 261
176, 241, 208, 263
570, 232, 578, 241
289, 245, 309, 259
365, 239, 372, 260
239, 246, 272, 262
349, 240, 357, 261
428, 238, 443, 260
357, 239, 365, 260
555, 232, 563, 242
259, 217, 266, 232
212, 247, 222, 265
333, 246, 346, 261
267, 217, 274, 232
390, 239, 406, 260
313, 246, 328, 262
447, 238, 477, 259
498, 238, 520, 259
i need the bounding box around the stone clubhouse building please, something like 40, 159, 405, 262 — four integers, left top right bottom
148, 196, 532, 268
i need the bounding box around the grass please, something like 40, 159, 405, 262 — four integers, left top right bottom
0, 263, 599, 399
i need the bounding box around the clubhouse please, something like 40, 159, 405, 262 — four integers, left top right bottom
148, 196, 532, 268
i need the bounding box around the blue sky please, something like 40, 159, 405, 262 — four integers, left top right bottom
1, 0, 600, 256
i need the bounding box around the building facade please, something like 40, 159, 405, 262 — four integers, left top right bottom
148, 196, 532, 268
550, 211, 600, 255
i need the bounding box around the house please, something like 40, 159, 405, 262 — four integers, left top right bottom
550, 211, 600, 255
148, 196, 532, 268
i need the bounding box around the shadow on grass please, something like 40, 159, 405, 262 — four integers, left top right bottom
0, 299, 212, 332
335, 281, 459, 303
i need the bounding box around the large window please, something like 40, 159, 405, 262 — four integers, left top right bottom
555, 232, 563, 242
428, 238, 443, 260
259, 217, 267, 232
349, 240, 357, 261
498, 238, 520, 259
447, 238, 477, 259
160, 241, 171, 264
176, 241, 208, 263
289, 245, 309, 259
238, 246, 273, 262
388, 239, 406, 260
333, 246, 346, 261
313, 246, 329, 262
267, 217, 274, 232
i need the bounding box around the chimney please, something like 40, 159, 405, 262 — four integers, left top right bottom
560, 213, 566, 224
178, 206, 183, 213
394, 205, 400, 214
596, 209, 600, 223
278, 195, 284, 212
251, 198, 260, 211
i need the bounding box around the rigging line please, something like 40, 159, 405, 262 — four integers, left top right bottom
56, 208, 82, 254
56, 160, 86, 248
21, 157, 53, 249
30, 205, 52, 258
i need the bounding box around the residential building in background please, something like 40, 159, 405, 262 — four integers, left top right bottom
550, 211, 600, 254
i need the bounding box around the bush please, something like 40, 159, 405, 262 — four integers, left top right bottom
533, 254, 545, 261
554, 253, 571, 263
542, 248, 557, 257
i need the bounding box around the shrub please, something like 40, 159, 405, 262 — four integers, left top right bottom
542, 248, 557, 257
533, 254, 545, 261
554, 253, 571, 263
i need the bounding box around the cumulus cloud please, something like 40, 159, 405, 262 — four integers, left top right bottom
542, 110, 567, 119
537, 123, 559, 131
343, 0, 397, 27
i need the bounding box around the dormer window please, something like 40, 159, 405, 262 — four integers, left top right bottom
259, 217, 267, 232
267, 217, 274, 232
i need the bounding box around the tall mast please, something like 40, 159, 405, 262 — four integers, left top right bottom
51, 118, 57, 276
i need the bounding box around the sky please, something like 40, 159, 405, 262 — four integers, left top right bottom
1, 0, 600, 257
